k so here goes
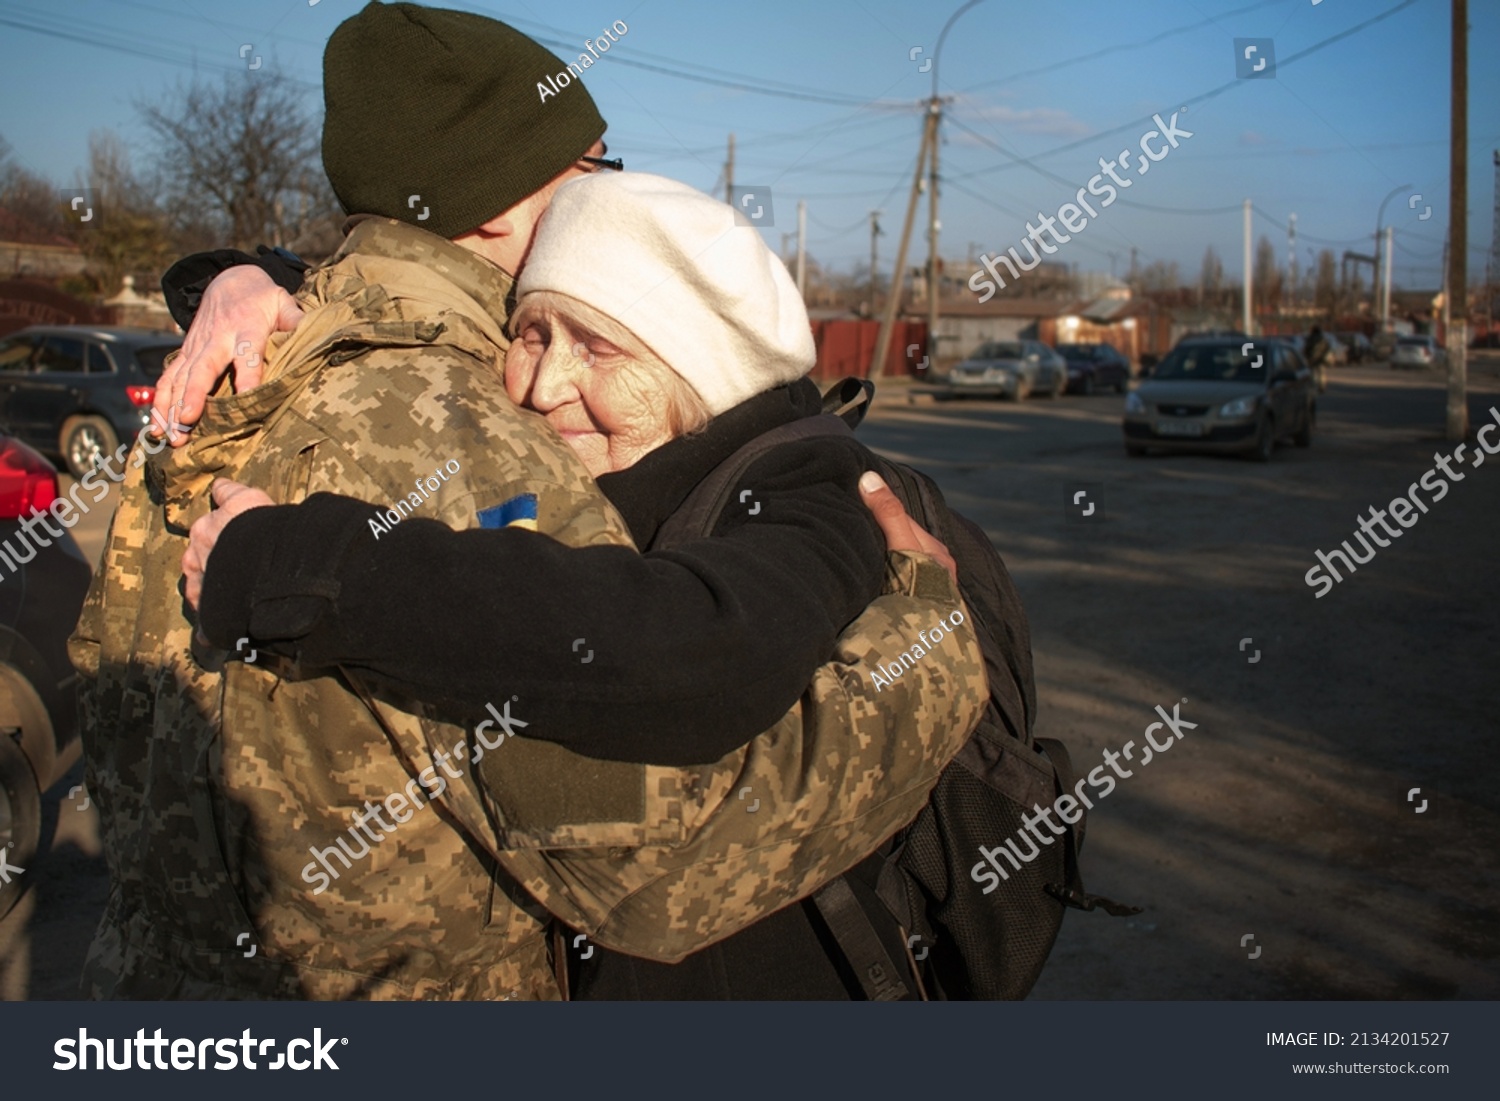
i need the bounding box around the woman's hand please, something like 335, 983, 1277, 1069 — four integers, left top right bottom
153, 266, 305, 446
858, 471, 959, 586
183, 479, 276, 611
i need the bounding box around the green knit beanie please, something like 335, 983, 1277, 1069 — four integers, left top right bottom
322, 2, 606, 239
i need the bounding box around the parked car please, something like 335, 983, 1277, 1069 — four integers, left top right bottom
1122, 335, 1316, 461
1390, 335, 1445, 370
1058, 342, 1131, 395
941, 339, 1066, 400
1335, 331, 1375, 363
0, 433, 92, 919
1321, 332, 1347, 367
0, 325, 182, 478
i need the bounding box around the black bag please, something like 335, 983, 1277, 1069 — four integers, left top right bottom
652, 378, 1135, 1000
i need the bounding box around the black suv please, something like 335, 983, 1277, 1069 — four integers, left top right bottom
0, 432, 92, 919
0, 325, 182, 478
1058, 342, 1131, 394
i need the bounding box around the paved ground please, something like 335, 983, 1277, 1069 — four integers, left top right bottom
862, 358, 1500, 999
5, 357, 1499, 999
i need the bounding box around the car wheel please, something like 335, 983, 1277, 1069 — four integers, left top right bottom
1293, 403, 1314, 448
1250, 414, 1275, 462
61, 415, 120, 480
0, 727, 42, 921
1080, 375, 1094, 397
1014, 378, 1032, 402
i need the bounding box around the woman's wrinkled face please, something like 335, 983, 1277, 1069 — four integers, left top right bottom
504, 305, 677, 477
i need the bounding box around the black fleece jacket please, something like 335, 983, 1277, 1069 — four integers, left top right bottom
197, 379, 886, 766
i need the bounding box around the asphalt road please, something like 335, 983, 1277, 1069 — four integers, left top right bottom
862, 360, 1500, 998
5, 359, 1498, 999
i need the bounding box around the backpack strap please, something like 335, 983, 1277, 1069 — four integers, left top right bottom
810, 878, 911, 1001
821, 377, 876, 428
650, 413, 854, 549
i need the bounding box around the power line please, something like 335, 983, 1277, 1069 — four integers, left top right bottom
959, 0, 1283, 94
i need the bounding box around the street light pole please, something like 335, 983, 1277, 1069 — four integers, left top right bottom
925, 0, 984, 375
1374, 183, 1413, 331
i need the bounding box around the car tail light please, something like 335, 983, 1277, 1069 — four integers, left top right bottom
0, 438, 59, 519
126, 385, 155, 406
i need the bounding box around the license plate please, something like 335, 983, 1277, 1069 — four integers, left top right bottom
1156, 420, 1206, 437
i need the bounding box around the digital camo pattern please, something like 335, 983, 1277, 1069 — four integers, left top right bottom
70, 218, 628, 1000
69, 216, 988, 999
487, 552, 989, 963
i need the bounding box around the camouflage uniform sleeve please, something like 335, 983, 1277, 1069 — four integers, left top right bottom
482, 549, 989, 962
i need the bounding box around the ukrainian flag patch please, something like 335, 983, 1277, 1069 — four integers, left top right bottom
478, 493, 539, 531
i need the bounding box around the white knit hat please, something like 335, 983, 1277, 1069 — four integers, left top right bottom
515, 172, 816, 417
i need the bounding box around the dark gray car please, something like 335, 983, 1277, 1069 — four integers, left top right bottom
0, 432, 92, 919
1123, 336, 1316, 461
0, 325, 182, 478
942, 339, 1066, 401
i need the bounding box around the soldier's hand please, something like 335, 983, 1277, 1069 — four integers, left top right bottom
183, 479, 276, 613
153, 266, 305, 447
859, 471, 959, 586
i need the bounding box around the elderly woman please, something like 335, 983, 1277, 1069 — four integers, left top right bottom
169, 172, 975, 999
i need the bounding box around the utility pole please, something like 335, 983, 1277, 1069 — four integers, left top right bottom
1383, 225, 1395, 329
1288, 213, 1298, 310
796, 199, 807, 299
926, 96, 946, 370
872, 0, 984, 378
1242, 199, 1253, 334
1446, 0, 1468, 439
870, 111, 934, 378
1129, 246, 1138, 284
868, 210, 883, 314
725, 133, 735, 204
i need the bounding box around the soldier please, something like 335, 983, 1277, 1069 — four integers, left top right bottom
70, 2, 986, 999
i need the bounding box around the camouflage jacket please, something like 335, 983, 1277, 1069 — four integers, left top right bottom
69, 218, 987, 999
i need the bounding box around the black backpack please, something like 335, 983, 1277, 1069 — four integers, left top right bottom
653, 379, 1135, 1000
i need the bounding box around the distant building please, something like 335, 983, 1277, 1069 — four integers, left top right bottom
0, 206, 87, 281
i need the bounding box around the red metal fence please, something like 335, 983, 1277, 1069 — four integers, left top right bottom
809, 319, 928, 380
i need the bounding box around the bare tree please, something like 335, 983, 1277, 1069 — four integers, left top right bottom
1132, 259, 1181, 293
0, 134, 66, 237
1314, 249, 1338, 317
1254, 235, 1282, 311
139, 72, 332, 251
1199, 245, 1223, 305
63, 130, 176, 295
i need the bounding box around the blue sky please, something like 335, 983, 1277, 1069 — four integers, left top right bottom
0, 0, 1496, 291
